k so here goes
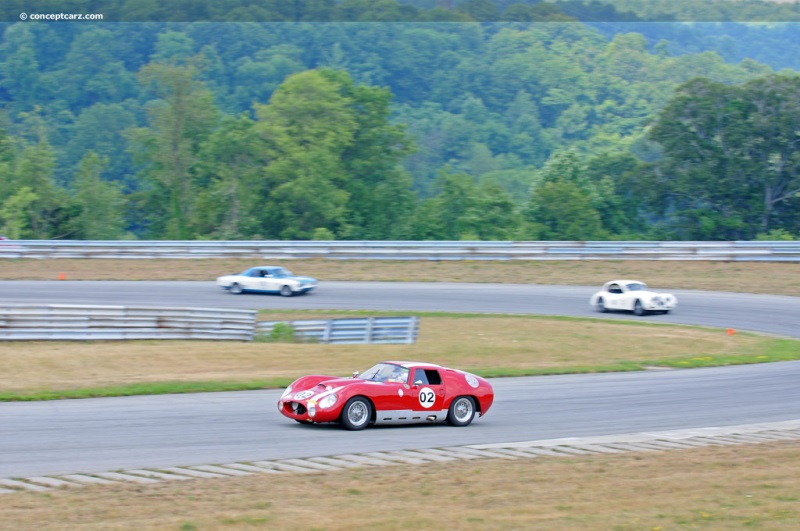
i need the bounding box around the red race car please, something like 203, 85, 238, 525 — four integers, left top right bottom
277, 361, 494, 430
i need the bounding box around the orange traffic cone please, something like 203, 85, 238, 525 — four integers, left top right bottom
58, 272, 66, 280
726, 328, 736, 335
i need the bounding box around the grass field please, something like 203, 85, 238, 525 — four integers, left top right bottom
2, 441, 798, 530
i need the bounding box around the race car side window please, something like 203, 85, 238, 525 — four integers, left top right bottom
412, 369, 428, 385
425, 370, 442, 385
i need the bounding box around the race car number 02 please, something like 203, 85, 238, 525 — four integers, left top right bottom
418, 387, 435, 408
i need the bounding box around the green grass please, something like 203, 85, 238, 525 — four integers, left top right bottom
0, 379, 294, 402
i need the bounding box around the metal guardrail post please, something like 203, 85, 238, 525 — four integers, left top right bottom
323, 321, 332, 343
406, 316, 418, 344
365, 317, 374, 344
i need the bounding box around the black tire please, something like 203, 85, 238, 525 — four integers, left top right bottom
280, 285, 293, 297
633, 300, 645, 316
230, 283, 243, 295
340, 397, 372, 431
447, 396, 476, 427
596, 297, 608, 313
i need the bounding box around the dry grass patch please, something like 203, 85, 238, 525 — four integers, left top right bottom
0, 315, 779, 395
1, 258, 799, 295
2, 441, 798, 530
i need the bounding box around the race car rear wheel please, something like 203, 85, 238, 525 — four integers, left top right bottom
280, 285, 293, 297
447, 396, 476, 427
633, 300, 645, 316
596, 297, 607, 313
341, 397, 372, 431
230, 283, 243, 295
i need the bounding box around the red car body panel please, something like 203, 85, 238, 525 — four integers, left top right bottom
277, 361, 494, 429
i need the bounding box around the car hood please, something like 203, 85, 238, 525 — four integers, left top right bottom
636, 290, 673, 297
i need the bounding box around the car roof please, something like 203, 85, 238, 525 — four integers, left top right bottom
606, 279, 645, 285
384, 361, 446, 370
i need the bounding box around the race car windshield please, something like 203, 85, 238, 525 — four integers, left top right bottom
358, 363, 409, 383
627, 283, 647, 291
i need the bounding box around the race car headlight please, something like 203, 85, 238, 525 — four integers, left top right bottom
280, 385, 293, 398
308, 404, 316, 418
319, 393, 338, 409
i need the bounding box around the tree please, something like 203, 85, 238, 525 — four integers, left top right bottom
0, 187, 37, 239
253, 68, 416, 239
411, 171, 520, 240
524, 150, 608, 240
12, 111, 69, 239
648, 74, 800, 239
194, 114, 267, 239
128, 60, 219, 239
70, 151, 127, 239
524, 179, 607, 240
253, 69, 356, 238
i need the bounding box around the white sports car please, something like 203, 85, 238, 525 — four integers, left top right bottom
216, 266, 317, 297
590, 280, 677, 316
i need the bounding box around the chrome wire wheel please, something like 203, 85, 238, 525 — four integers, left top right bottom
341, 397, 371, 430
447, 396, 476, 427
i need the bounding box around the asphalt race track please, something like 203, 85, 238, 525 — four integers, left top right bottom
1, 280, 799, 338
1, 280, 799, 478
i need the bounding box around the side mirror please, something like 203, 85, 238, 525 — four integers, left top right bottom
414, 380, 423, 387
352, 371, 359, 378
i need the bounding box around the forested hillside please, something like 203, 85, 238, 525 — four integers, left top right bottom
1, 0, 799, 241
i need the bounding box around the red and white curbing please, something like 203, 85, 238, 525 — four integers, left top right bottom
2, 420, 799, 495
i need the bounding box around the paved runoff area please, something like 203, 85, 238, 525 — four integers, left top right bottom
3, 419, 800, 495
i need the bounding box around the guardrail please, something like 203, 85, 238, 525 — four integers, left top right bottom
0, 305, 257, 341
257, 317, 419, 344
0, 306, 418, 344
1, 240, 799, 261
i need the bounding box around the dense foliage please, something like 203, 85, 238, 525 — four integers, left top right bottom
1, 0, 799, 240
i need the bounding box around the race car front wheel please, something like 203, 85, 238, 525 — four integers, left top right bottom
447, 396, 476, 427
341, 397, 372, 431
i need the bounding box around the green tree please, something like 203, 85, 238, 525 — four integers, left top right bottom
194, 114, 267, 239
253, 68, 416, 239
525, 179, 607, 240
128, 60, 219, 239
411, 171, 520, 240
12, 111, 69, 239
70, 151, 127, 239
253, 69, 356, 238
648, 74, 800, 239
524, 150, 608, 240
0, 187, 37, 239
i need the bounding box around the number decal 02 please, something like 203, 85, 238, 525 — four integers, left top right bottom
418, 386, 436, 409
